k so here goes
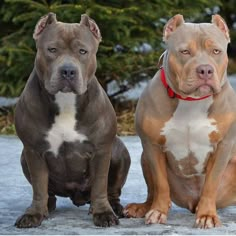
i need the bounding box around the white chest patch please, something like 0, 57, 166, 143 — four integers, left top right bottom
46, 92, 88, 157
161, 98, 218, 175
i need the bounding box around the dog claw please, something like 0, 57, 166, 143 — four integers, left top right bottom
145, 209, 167, 224
194, 215, 221, 229
15, 213, 44, 228
93, 211, 119, 227
123, 209, 129, 217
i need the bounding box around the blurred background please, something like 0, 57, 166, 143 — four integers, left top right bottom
0, 0, 236, 135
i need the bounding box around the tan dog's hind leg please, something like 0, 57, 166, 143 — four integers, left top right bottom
124, 152, 153, 218
143, 143, 171, 224
124, 145, 171, 225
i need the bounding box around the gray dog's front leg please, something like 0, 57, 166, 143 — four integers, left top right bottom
15, 148, 49, 228
90, 147, 119, 227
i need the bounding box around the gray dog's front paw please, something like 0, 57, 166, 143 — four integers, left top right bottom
15, 213, 44, 228
93, 211, 119, 227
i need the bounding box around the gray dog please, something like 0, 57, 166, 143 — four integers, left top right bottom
14, 13, 130, 228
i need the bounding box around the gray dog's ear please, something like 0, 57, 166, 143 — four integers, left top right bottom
163, 14, 184, 42
33, 12, 57, 40
80, 14, 102, 42
212, 14, 230, 43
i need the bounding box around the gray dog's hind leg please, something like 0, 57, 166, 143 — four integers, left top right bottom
108, 137, 131, 218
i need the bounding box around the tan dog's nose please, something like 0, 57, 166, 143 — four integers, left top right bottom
196, 64, 214, 80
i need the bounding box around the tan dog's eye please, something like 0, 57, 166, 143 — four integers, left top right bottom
180, 50, 190, 55
48, 47, 57, 53
79, 49, 88, 55
213, 49, 221, 55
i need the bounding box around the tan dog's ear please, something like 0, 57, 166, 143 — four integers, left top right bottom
33, 12, 57, 40
163, 14, 184, 42
80, 14, 102, 42
212, 14, 230, 43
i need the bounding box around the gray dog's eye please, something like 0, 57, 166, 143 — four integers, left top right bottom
48, 47, 57, 53
79, 49, 88, 55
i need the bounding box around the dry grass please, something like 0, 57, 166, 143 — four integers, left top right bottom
0, 108, 15, 135
1, 59, 236, 136
117, 108, 136, 136
0, 103, 137, 136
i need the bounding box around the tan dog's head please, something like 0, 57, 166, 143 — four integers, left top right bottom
33, 13, 101, 95
162, 14, 230, 98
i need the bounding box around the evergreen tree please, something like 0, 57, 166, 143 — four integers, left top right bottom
0, 0, 225, 98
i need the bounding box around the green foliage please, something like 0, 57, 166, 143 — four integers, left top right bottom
0, 0, 229, 98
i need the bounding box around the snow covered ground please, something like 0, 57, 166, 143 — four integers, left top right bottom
1, 135, 236, 235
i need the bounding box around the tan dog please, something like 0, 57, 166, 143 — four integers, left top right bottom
124, 14, 236, 229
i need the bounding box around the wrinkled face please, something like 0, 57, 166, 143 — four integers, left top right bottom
35, 21, 99, 95
164, 19, 229, 98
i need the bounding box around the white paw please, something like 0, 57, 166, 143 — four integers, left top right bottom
195, 215, 221, 229
145, 209, 167, 224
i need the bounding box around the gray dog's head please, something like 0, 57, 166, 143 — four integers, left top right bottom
33, 13, 101, 95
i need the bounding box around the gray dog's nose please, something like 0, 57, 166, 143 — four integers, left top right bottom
60, 65, 77, 80
196, 64, 214, 80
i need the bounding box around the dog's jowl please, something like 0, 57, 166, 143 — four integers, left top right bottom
124, 14, 236, 229
14, 13, 130, 228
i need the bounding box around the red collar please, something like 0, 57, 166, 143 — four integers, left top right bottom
160, 67, 211, 101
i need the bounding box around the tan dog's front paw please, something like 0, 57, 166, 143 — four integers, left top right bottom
123, 202, 150, 218
145, 209, 167, 224
194, 215, 221, 229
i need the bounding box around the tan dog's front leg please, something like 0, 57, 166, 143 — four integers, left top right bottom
195, 141, 233, 229
15, 148, 49, 228
144, 142, 171, 225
